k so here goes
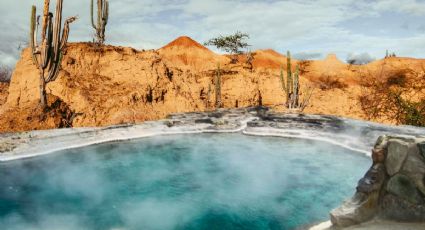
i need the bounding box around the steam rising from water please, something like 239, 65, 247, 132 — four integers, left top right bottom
0, 134, 369, 230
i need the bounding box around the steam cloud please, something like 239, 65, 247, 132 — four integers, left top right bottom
346, 52, 375, 65
0, 134, 369, 230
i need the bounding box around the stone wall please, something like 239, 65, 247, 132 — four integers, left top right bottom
331, 136, 425, 227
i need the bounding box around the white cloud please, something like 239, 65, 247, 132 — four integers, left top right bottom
372, 0, 425, 15
0, 0, 424, 66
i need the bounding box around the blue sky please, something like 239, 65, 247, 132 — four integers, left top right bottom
1, 0, 425, 66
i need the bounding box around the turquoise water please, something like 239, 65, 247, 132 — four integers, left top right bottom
0, 134, 370, 230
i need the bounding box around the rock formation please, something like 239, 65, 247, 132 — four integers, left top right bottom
0, 36, 424, 133
331, 136, 425, 227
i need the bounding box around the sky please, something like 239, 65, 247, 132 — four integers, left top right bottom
1, 0, 425, 67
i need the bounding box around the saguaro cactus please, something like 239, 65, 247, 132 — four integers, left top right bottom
215, 64, 222, 108
91, 0, 109, 45
279, 51, 313, 111
30, 0, 77, 108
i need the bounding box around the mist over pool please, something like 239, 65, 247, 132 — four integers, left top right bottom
0, 134, 370, 230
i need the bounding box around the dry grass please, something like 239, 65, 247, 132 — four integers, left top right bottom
359, 64, 425, 126
317, 74, 348, 90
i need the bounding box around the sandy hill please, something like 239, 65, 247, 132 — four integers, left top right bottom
158, 36, 228, 71
308, 54, 347, 72
0, 37, 424, 132
250, 49, 292, 70
161, 36, 209, 50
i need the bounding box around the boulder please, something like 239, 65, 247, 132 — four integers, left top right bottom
331, 136, 425, 229
385, 140, 409, 176
381, 193, 425, 222
357, 164, 386, 194
374, 135, 389, 150
418, 142, 425, 159
386, 174, 423, 204
372, 148, 386, 164
330, 192, 379, 227
400, 145, 425, 196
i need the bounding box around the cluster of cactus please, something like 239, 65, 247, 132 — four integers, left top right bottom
91, 0, 109, 45
279, 51, 313, 111
385, 50, 396, 58
30, 0, 77, 108
215, 64, 222, 108
280, 51, 300, 109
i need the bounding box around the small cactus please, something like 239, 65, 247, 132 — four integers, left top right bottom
279, 65, 286, 94
30, 0, 77, 108
206, 83, 212, 109
91, 0, 109, 45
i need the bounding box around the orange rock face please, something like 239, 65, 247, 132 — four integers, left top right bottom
0, 37, 424, 133
0, 82, 8, 107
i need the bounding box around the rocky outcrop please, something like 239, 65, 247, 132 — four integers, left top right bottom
0, 94, 78, 133
1, 38, 425, 133
0, 82, 8, 106
331, 136, 425, 227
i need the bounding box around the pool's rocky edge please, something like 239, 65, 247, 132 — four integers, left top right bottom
1, 107, 425, 229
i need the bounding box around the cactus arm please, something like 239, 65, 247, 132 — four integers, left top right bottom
35, 16, 40, 51
104, 0, 109, 26
52, 0, 63, 62
41, 0, 50, 42
60, 16, 77, 49
30, 6, 40, 65
97, 0, 102, 32
286, 51, 292, 105
47, 16, 76, 83
286, 51, 292, 91
293, 65, 300, 108
91, 0, 108, 44
41, 14, 53, 70
90, 0, 97, 29
100, 0, 108, 43
279, 65, 287, 92
46, 53, 61, 83
215, 63, 222, 108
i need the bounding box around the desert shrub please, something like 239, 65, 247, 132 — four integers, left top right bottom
298, 60, 311, 75
385, 69, 411, 87
317, 74, 348, 90
0, 65, 12, 83
359, 65, 425, 126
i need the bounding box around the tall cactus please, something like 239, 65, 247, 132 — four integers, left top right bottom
91, 0, 109, 45
30, 0, 77, 108
215, 63, 222, 108
279, 50, 310, 110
